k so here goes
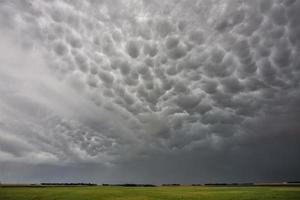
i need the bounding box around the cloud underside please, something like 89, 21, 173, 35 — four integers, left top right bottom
0, 0, 300, 182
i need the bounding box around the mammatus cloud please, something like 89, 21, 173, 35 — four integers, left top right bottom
0, 0, 300, 183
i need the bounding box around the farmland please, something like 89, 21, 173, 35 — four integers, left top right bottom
1, 185, 300, 200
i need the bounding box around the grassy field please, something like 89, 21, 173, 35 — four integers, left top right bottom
1, 186, 300, 200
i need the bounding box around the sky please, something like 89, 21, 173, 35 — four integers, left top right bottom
0, 0, 300, 184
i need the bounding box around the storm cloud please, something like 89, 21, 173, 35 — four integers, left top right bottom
0, 0, 300, 184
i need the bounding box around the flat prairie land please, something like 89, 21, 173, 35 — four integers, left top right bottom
1, 185, 300, 200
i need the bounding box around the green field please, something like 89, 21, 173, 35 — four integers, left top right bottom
1, 186, 300, 200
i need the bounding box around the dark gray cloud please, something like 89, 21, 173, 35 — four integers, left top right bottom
0, 0, 300, 184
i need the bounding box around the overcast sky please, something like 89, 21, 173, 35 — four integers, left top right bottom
0, 0, 300, 184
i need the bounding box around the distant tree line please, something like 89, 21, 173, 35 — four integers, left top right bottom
161, 184, 181, 186
102, 184, 156, 187
204, 183, 254, 186
2, 181, 298, 188
41, 183, 97, 186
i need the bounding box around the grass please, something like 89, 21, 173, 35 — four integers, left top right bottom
1, 186, 300, 200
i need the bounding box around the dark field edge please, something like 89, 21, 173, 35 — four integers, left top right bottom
1, 183, 300, 188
